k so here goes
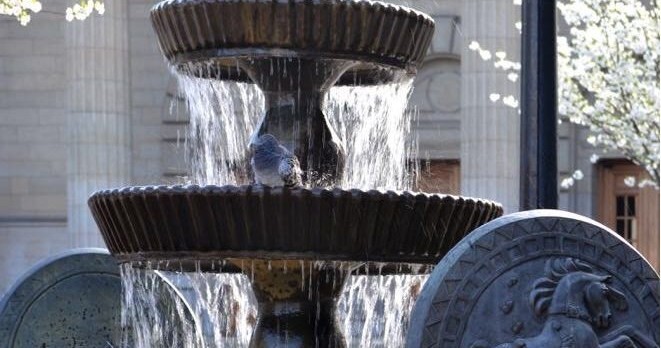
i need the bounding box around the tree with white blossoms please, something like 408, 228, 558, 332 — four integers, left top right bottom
0, 0, 104, 26
470, 0, 659, 189
557, 0, 659, 188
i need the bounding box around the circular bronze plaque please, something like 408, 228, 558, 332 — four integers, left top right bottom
0, 249, 122, 347
407, 210, 660, 348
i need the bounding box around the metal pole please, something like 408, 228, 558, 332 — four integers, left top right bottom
520, 0, 558, 210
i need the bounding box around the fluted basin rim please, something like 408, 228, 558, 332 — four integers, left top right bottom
88, 185, 503, 266
150, 0, 436, 79
151, 0, 436, 24
92, 184, 500, 203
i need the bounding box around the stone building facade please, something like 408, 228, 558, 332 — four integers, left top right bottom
0, 0, 657, 295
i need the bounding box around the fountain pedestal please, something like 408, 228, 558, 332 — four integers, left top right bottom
243, 260, 345, 347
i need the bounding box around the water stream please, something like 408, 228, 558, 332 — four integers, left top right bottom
175, 64, 265, 185
326, 77, 418, 191
121, 261, 428, 347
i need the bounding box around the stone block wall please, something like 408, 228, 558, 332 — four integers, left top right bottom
0, 2, 70, 295
0, 3, 68, 220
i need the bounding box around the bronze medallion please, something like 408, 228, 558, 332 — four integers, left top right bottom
407, 210, 660, 348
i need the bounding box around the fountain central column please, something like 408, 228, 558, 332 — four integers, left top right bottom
241, 58, 354, 186
241, 260, 345, 347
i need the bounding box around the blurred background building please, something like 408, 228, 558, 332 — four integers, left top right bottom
0, 0, 658, 295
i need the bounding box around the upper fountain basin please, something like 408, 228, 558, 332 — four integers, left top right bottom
151, 0, 435, 82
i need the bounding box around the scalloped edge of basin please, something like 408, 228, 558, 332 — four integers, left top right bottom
151, 0, 435, 80
88, 185, 503, 266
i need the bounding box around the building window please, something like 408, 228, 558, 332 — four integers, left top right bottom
615, 195, 636, 244
598, 159, 659, 271
415, 160, 460, 195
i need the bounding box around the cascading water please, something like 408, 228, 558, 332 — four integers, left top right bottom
120, 263, 204, 347
121, 262, 257, 347
175, 65, 265, 185
118, 60, 428, 347
174, 65, 418, 191
336, 275, 428, 347
121, 261, 429, 347
179, 68, 418, 190
326, 76, 427, 347
326, 75, 419, 191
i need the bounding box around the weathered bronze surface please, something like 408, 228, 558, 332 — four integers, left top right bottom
407, 210, 660, 348
0, 249, 123, 347
150, 0, 435, 77
236, 260, 346, 347
88, 185, 503, 267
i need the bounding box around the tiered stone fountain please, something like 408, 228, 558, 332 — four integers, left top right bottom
88, 0, 503, 346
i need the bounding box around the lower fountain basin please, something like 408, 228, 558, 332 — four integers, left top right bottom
88, 185, 502, 268
89, 185, 502, 346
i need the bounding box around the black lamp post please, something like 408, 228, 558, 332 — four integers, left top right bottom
520, 0, 559, 210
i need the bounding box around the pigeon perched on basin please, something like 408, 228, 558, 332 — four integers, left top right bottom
251, 134, 302, 187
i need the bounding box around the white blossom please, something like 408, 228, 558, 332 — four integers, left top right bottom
0, 1, 104, 25
503, 95, 519, 108
94, 1, 104, 14
561, 177, 575, 189
65, 7, 74, 21
572, 169, 584, 180
67, 1, 105, 22
0, 0, 41, 25
561, 169, 585, 189
489, 93, 501, 102
479, 49, 492, 61
638, 179, 656, 188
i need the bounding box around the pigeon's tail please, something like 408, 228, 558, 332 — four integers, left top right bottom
280, 156, 302, 188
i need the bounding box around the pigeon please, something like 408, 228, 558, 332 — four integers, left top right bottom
250, 134, 302, 187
